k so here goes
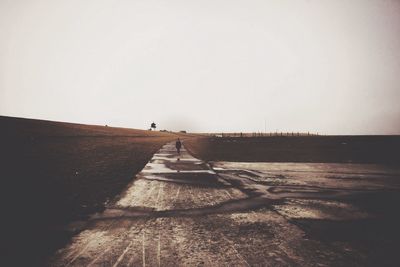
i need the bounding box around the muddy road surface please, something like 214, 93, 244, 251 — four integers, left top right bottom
50, 142, 400, 266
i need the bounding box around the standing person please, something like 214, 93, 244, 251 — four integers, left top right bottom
175, 138, 182, 154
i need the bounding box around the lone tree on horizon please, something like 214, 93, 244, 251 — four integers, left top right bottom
150, 122, 156, 131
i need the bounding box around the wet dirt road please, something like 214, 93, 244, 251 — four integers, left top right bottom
50, 142, 400, 266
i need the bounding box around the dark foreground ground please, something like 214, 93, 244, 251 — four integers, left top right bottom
0, 116, 183, 266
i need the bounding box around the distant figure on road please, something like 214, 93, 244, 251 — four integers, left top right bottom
176, 138, 182, 154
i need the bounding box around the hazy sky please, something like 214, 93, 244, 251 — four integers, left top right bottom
1, 0, 400, 134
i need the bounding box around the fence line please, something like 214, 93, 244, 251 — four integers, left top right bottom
207, 132, 320, 138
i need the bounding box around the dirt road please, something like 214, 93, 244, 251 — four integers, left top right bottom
50, 142, 400, 266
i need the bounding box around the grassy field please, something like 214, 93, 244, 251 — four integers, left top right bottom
0, 116, 185, 265
185, 136, 400, 164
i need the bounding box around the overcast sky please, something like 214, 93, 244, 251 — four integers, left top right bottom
1, 0, 400, 134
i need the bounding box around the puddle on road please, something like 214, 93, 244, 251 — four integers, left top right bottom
153, 153, 200, 160
143, 152, 214, 174
143, 161, 215, 174
165, 161, 210, 171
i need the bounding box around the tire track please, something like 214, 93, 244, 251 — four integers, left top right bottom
64, 220, 118, 266
112, 240, 134, 267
